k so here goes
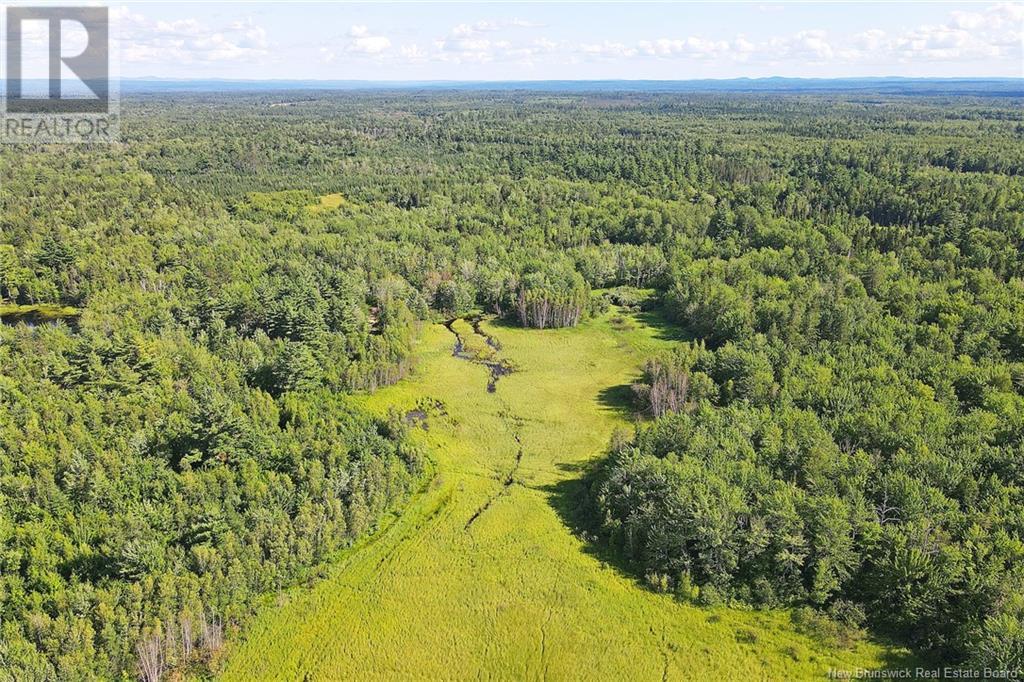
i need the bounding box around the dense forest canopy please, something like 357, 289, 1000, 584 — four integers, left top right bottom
1, 90, 1023, 678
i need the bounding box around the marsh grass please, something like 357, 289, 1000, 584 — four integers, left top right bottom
220, 309, 916, 680
0, 303, 80, 327
448, 318, 497, 362
305, 193, 347, 214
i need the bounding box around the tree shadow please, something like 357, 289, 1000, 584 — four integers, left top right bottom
597, 383, 637, 418
540, 462, 647, 585
871, 646, 929, 675
633, 306, 693, 343
480, 315, 520, 331
59, 553, 117, 582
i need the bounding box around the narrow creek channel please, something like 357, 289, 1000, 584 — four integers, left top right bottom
441, 317, 524, 530
442, 317, 515, 393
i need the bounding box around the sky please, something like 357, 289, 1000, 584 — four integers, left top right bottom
94, 2, 1024, 80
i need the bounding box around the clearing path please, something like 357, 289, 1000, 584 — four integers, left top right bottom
221, 311, 912, 680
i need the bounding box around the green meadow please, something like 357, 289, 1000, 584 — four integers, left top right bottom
220, 310, 913, 680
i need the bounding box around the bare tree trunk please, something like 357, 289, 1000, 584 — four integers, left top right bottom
200, 612, 224, 655
137, 632, 164, 682
180, 614, 194, 661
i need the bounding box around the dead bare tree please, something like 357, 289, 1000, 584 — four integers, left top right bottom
200, 613, 224, 655
179, 613, 195, 661
136, 631, 164, 682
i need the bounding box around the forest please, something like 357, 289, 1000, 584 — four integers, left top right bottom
1, 90, 1023, 678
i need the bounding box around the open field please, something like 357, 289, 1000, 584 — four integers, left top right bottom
220, 309, 913, 680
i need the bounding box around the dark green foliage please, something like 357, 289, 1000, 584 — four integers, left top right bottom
587, 92, 1024, 664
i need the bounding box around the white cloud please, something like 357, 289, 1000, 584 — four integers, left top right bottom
450, 18, 542, 38
892, 3, 1021, 62
823, 4, 1021, 65
853, 29, 887, 53
568, 2, 1021, 69
425, 17, 551, 64
114, 9, 271, 65
638, 37, 731, 59
346, 25, 391, 55
320, 25, 392, 62
436, 37, 495, 64
502, 38, 559, 65
330, 3, 1020, 72
451, 20, 499, 38
579, 41, 638, 59
734, 37, 756, 55
349, 36, 391, 55
319, 46, 338, 64
785, 30, 835, 61
399, 43, 429, 63
950, 11, 986, 31
122, 2, 1019, 76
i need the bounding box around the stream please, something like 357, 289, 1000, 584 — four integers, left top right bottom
442, 317, 515, 393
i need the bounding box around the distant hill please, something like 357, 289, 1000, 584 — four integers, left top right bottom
114, 77, 1024, 97
4, 77, 1020, 98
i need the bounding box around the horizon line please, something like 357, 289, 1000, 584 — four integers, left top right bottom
122, 75, 1024, 82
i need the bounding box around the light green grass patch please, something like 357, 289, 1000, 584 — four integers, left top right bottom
306, 192, 347, 213
0, 303, 80, 324
220, 309, 915, 680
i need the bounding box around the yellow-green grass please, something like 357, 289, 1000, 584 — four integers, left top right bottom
0, 303, 80, 324
221, 309, 915, 680
319, 193, 345, 209
306, 193, 347, 213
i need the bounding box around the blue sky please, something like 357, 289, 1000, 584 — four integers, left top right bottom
107, 2, 1023, 80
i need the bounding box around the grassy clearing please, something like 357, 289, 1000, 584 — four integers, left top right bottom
0, 303, 80, 326
220, 309, 914, 680
307, 193, 347, 213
